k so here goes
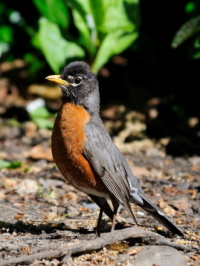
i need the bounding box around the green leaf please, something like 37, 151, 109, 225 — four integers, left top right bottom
33, 0, 70, 28
89, 0, 105, 29
68, 0, 90, 16
123, 0, 141, 29
0, 25, 13, 43
98, 0, 135, 34
69, 0, 97, 54
0, 160, 21, 170
92, 30, 138, 73
194, 36, 200, 48
185, 2, 196, 13
72, 9, 92, 51
33, 118, 54, 129
193, 49, 200, 58
0, 160, 10, 170
7, 161, 21, 169
8, 119, 21, 127
0, 42, 9, 54
29, 107, 50, 119
37, 18, 85, 73
171, 16, 200, 48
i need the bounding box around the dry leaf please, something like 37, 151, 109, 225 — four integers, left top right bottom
158, 198, 168, 209
14, 213, 25, 220
66, 192, 78, 202
3, 177, 17, 189
16, 179, 39, 195
164, 206, 176, 216
109, 242, 130, 252
128, 246, 144, 255
29, 144, 53, 161
169, 198, 191, 211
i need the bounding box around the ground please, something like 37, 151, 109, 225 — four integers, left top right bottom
0, 107, 199, 265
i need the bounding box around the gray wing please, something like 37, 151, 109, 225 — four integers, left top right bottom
84, 118, 183, 236
84, 117, 143, 206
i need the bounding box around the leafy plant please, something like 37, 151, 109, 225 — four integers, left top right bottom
0, 160, 21, 170
0, 0, 140, 75
33, 0, 140, 73
171, 1, 200, 59
29, 106, 55, 129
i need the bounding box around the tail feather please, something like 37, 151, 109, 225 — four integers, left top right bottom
140, 195, 183, 236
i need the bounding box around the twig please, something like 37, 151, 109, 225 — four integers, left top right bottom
0, 227, 194, 265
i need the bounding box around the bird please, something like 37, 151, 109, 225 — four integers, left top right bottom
45, 61, 183, 237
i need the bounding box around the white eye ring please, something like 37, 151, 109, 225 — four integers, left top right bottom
72, 76, 82, 87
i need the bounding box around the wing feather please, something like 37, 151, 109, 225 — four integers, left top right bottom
84, 119, 133, 205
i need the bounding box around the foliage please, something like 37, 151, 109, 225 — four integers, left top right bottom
29, 106, 55, 129
0, 160, 21, 170
0, 0, 140, 74
171, 0, 200, 59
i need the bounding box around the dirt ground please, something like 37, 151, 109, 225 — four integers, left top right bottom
0, 109, 199, 265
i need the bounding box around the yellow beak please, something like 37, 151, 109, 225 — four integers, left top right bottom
45, 75, 71, 86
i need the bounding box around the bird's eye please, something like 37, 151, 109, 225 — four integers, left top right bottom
74, 77, 82, 85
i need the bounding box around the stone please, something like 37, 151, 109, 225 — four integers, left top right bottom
132, 246, 187, 266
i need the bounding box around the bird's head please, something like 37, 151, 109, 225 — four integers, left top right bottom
46, 61, 100, 115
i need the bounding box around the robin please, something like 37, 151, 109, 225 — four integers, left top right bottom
46, 61, 183, 236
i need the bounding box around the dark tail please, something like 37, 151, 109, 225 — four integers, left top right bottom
139, 195, 183, 236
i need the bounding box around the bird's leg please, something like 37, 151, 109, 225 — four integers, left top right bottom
96, 203, 104, 237
110, 196, 119, 232
131, 209, 138, 225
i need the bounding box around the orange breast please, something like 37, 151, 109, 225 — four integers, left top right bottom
51, 103, 108, 194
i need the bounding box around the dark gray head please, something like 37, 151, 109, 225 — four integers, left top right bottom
46, 61, 100, 115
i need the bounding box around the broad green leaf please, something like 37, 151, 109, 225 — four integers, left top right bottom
92, 30, 138, 73
38, 18, 85, 73
33, 0, 69, 28
124, 0, 141, 29
67, 0, 90, 15
185, 2, 196, 13
0, 160, 21, 170
194, 36, 200, 48
69, 0, 97, 54
7, 161, 21, 169
0, 42, 10, 55
72, 9, 93, 51
89, 0, 105, 29
0, 160, 10, 170
29, 107, 50, 119
0, 3, 6, 14
171, 16, 200, 48
193, 50, 200, 58
0, 25, 13, 43
8, 119, 21, 127
191, 37, 200, 58
33, 118, 54, 129
98, 0, 135, 33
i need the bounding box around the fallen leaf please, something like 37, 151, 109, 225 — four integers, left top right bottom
3, 177, 18, 189
164, 206, 176, 216
14, 213, 25, 220
44, 212, 57, 220
80, 207, 91, 212
192, 255, 200, 260
21, 246, 31, 254
158, 198, 168, 209
131, 165, 151, 176
29, 144, 53, 161
109, 242, 130, 252
169, 198, 191, 211
128, 246, 144, 255
16, 179, 39, 195
66, 192, 78, 202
